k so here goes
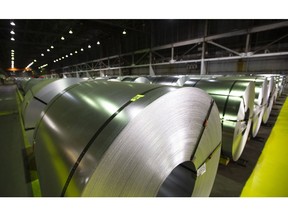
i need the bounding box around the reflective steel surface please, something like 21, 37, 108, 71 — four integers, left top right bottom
34, 81, 221, 197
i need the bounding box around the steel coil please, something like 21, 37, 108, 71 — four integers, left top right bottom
184, 78, 255, 161
261, 76, 276, 124
21, 78, 84, 144
148, 76, 188, 86
121, 76, 151, 84
33, 80, 221, 197
214, 76, 268, 138
22, 78, 57, 95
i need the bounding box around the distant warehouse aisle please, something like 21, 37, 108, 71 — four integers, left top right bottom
241, 97, 288, 197
0, 85, 33, 196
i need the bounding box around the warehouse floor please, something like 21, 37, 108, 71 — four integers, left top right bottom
0, 83, 287, 197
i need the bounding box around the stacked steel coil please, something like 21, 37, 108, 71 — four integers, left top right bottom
184, 78, 255, 161
33, 80, 222, 197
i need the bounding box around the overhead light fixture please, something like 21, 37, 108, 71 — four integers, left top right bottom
69, 30, 73, 34
122, 30, 127, 35
58, 58, 61, 60
11, 49, 14, 52
97, 41, 100, 45
53, 60, 56, 63
75, 51, 78, 54
88, 45, 91, 48
25, 62, 34, 69
11, 57, 14, 60
39, 64, 48, 69
81, 48, 84, 51
41, 53, 44, 56
10, 30, 15, 35
51, 45, 54, 49
65, 55, 68, 58
11, 37, 15, 41
70, 53, 73, 56
34, 59, 37, 62
10, 21, 15, 26
47, 49, 50, 52
62, 57, 64, 59
61, 36, 65, 40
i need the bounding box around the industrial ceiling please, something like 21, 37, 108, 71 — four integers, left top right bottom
0, 19, 288, 76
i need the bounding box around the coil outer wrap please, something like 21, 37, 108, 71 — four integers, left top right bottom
34, 81, 221, 197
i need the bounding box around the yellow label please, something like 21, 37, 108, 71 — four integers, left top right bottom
130, 94, 145, 102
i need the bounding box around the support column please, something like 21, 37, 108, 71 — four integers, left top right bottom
149, 52, 155, 76
200, 41, 206, 75
200, 20, 208, 75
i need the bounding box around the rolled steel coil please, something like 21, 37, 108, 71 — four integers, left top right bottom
121, 76, 151, 84
213, 76, 268, 138
184, 78, 255, 161
34, 80, 221, 197
261, 76, 276, 124
22, 78, 58, 95
21, 78, 84, 144
148, 76, 188, 86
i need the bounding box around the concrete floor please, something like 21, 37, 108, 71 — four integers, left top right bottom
0, 84, 33, 196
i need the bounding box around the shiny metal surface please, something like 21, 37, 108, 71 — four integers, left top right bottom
121, 76, 151, 84
34, 81, 221, 197
21, 78, 83, 144
262, 76, 276, 123
148, 76, 188, 86
215, 76, 268, 138
184, 78, 255, 161
22, 78, 56, 94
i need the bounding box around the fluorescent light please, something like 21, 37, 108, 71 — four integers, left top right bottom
62, 57, 64, 59
11, 50, 14, 52
58, 58, 61, 60
61, 36, 65, 40
53, 60, 56, 63
97, 41, 100, 45
122, 30, 126, 35
47, 49, 50, 52
10, 21, 15, 26
11, 37, 15, 41
81, 48, 84, 51
39, 64, 48, 69
10, 30, 15, 35
25, 62, 34, 68
51, 45, 54, 49
88, 45, 91, 48
75, 51, 78, 54
70, 53, 73, 56
65, 55, 68, 58
11, 57, 14, 60
69, 30, 73, 34
41, 53, 44, 56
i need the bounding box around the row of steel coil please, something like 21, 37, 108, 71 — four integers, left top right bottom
15, 73, 286, 197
